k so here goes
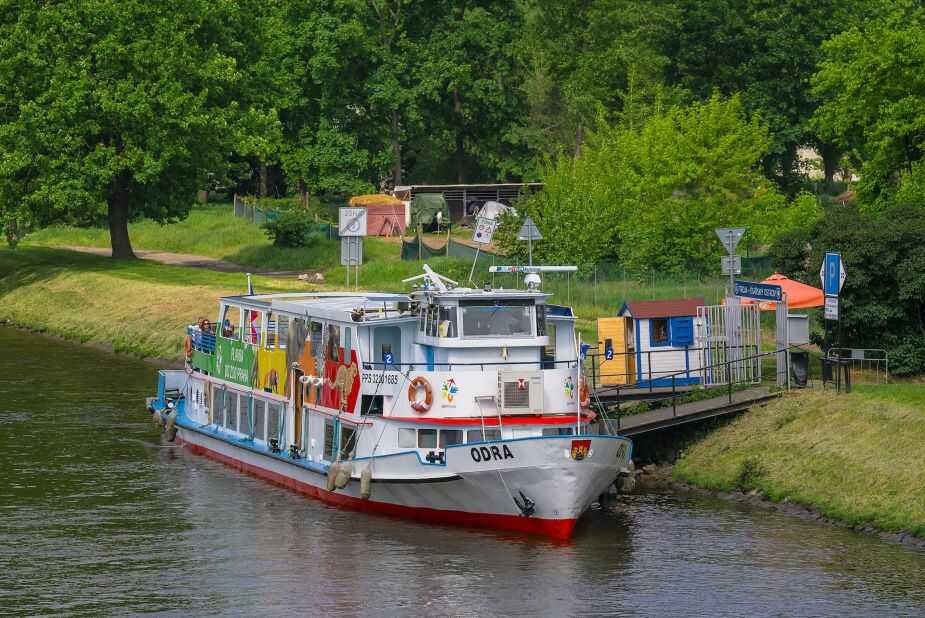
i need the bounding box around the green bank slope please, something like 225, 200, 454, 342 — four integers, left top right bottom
674, 386, 925, 537
0, 247, 307, 360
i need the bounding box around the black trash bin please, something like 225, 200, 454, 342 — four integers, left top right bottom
790, 351, 809, 387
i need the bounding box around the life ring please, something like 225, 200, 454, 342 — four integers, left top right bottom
408, 377, 433, 413
184, 334, 193, 359
579, 376, 590, 407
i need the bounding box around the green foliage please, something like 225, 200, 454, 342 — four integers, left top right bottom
812, 1, 925, 206
887, 340, 925, 377
734, 456, 767, 492
517, 95, 814, 272
262, 209, 323, 248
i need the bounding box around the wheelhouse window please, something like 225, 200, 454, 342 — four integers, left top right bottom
437, 305, 457, 338
536, 304, 547, 337
244, 309, 262, 345
461, 299, 533, 337
326, 324, 340, 362
650, 318, 670, 347
219, 305, 241, 339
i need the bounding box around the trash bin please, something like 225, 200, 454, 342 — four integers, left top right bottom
790, 351, 809, 387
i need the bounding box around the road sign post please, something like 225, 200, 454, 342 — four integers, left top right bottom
339, 207, 368, 290
468, 216, 498, 283
518, 216, 543, 266
715, 227, 747, 297
820, 252, 847, 351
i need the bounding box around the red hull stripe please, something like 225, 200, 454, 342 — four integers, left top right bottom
385, 414, 591, 426
178, 437, 578, 540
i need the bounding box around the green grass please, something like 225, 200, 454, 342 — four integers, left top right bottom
674, 385, 925, 537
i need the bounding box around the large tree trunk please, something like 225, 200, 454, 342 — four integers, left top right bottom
259, 163, 269, 198
453, 88, 465, 184
298, 177, 309, 209
391, 110, 402, 186
819, 142, 840, 193
107, 171, 136, 259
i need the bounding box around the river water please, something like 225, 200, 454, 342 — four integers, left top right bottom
2, 325, 925, 617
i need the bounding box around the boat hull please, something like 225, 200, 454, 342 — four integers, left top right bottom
175, 425, 631, 540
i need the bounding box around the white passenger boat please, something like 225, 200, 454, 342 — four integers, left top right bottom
148, 266, 632, 540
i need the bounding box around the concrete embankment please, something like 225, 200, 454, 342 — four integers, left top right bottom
672, 387, 925, 540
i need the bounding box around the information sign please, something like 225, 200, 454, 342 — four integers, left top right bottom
472, 217, 497, 244
734, 280, 783, 302
338, 207, 367, 237
825, 296, 839, 320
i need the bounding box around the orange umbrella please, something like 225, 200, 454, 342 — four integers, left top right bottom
740, 273, 824, 311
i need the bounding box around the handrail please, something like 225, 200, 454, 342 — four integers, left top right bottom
362, 359, 580, 370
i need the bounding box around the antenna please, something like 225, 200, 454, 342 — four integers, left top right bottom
489, 265, 577, 289
402, 264, 459, 293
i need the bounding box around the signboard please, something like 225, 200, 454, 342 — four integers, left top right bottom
734, 279, 783, 302
820, 252, 847, 296
338, 207, 367, 237
715, 227, 746, 254
825, 296, 839, 320
214, 338, 256, 387
472, 217, 497, 244
341, 236, 363, 266
517, 216, 543, 241
721, 255, 742, 275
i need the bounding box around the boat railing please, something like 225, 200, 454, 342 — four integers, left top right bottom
362, 359, 580, 371
187, 325, 216, 354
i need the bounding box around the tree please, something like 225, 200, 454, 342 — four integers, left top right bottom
0, 1, 277, 257
513, 95, 818, 272
668, 0, 863, 191
812, 1, 925, 208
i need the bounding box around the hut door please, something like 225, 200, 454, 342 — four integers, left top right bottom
597, 317, 633, 386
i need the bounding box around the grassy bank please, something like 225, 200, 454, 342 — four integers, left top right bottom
0, 247, 307, 360
674, 385, 925, 537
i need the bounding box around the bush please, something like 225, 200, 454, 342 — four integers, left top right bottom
734, 456, 766, 491
887, 340, 925, 377
262, 208, 323, 248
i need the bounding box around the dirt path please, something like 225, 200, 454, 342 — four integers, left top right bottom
61, 245, 309, 277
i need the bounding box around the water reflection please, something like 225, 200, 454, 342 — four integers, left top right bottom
2, 326, 925, 617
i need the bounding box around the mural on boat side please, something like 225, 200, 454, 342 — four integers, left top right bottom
214, 337, 256, 387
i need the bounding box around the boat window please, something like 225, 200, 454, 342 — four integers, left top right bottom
323, 419, 336, 460
326, 324, 340, 362
267, 403, 282, 444
427, 305, 438, 337
398, 428, 417, 448
239, 394, 253, 436
343, 327, 352, 361
466, 429, 501, 443
254, 400, 266, 441
461, 300, 533, 337
438, 305, 457, 338
361, 394, 383, 416
439, 430, 463, 448
542, 427, 574, 436
310, 321, 324, 370
339, 425, 356, 459
267, 314, 288, 350
212, 385, 225, 425
536, 304, 547, 337
244, 309, 262, 346
219, 305, 241, 339
418, 428, 438, 449
418, 305, 426, 333
224, 391, 238, 431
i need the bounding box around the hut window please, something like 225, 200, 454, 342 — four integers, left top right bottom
650, 319, 670, 347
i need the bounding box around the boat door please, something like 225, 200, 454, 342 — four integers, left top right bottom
372, 326, 402, 368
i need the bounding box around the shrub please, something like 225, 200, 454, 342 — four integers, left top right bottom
262, 208, 322, 248
887, 340, 925, 377
734, 456, 766, 491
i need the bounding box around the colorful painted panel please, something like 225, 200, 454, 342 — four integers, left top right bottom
214, 337, 256, 387
322, 348, 361, 413
191, 349, 214, 374
257, 347, 288, 396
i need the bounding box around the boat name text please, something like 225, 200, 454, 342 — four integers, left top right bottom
470, 445, 515, 463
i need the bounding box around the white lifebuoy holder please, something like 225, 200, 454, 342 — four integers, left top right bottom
408, 377, 433, 413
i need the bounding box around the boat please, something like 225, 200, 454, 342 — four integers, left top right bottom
147, 265, 632, 540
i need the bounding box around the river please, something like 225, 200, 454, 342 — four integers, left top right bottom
2, 325, 924, 617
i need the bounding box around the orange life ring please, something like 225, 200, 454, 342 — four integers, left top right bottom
579, 376, 590, 407
408, 377, 433, 413
184, 334, 193, 359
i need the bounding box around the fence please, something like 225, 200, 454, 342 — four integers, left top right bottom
233, 194, 279, 225
826, 348, 889, 385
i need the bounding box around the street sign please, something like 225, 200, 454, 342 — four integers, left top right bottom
825, 296, 839, 320
340, 236, 363, 265
715, 227, 746, 254
721, 255, 742, 275
472, 216, 497, 245
734, 279, 783, 302
820, 252, 847, 296
338, 207, 367, 237
517, 216, 543, 241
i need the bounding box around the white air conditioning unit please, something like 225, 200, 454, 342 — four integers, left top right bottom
498, 370, 544, 414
